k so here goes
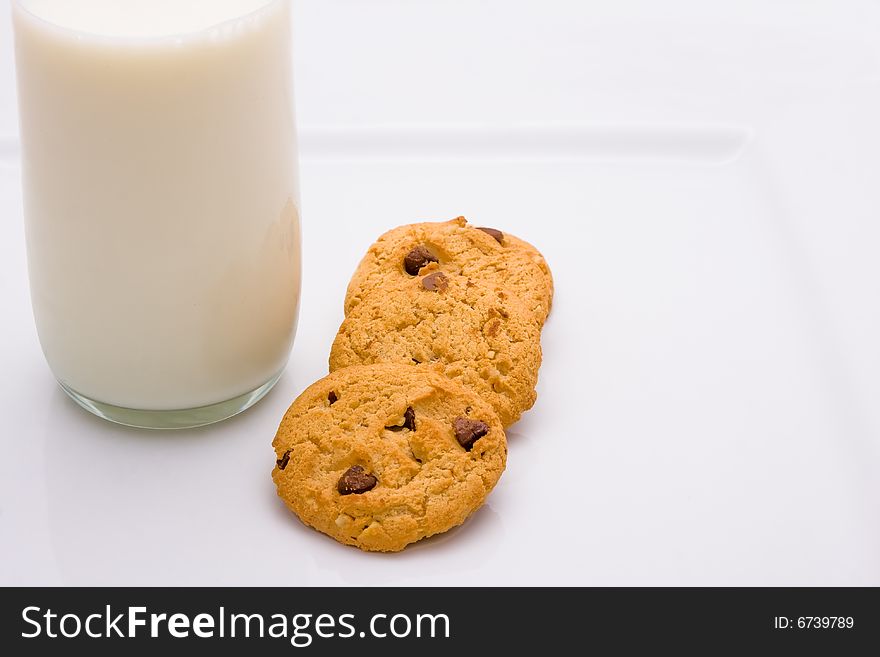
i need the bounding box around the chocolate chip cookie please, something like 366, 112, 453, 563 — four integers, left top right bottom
272, 364, 507, 552
330, 270, 542, 427
344, 217, 553, 326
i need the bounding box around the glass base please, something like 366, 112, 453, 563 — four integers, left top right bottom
58, 372, 283, 430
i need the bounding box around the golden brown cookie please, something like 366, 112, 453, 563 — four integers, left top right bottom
344, 217, 553, 325
330, 270, 542, 427
272, 364, 507, 552
503, 233, 554, 313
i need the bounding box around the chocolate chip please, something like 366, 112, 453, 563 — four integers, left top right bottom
404, 246, 438, 276
453, 417, 490, 451
276, 449, 292, 470
328, 391, 338, 405
403, 406, 416, 431
478, 227, 504, 244
421, 272, 449, 292
337, 465, 377, 495
386, 406, 416, 432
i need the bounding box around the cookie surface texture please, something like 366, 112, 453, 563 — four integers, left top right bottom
272, 364, 507, 552
344, 217, 553, 325
331, 271, 542, 427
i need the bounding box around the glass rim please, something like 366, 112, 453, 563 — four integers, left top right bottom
11, 0, 289, 45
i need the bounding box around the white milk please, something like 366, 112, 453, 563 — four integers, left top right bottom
13, 0, 301, 411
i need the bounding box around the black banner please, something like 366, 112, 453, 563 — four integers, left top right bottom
1, 587, 876, 653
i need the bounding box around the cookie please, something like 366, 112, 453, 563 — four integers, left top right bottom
272, 364, 507, 552
330, 270, 542, 426
344, 217, 553, 326
502, 233, 554, 310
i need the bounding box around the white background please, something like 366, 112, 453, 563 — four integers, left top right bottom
1, 0, 879, 585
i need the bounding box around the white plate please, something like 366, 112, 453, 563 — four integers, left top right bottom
1, 0, 879, 585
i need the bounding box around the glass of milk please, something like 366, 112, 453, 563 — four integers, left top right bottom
12, 0, 301, 428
